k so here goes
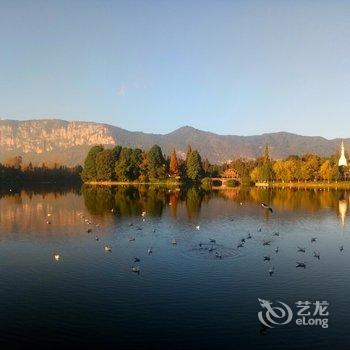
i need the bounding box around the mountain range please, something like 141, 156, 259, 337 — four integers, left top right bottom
0, 119, 347, 166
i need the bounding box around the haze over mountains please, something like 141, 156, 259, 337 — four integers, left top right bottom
0, 119, 347, 166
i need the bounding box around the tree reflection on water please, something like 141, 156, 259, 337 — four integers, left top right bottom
81, 185, 349, 223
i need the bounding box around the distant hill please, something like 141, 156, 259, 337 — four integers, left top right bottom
0, 119, 347, 166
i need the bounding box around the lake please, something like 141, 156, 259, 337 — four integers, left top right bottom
0, 185, 349, 349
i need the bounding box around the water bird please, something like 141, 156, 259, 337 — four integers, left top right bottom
129, 237, 136, 242
53, 254, 60, 261
209, 246, 215, 252
104, 246, 112, 252
298, 247, 306, 253
87, 229, 92, 233
215, 252, 222, 259
275, 246, 279, 253
171, 239, 177, 245
340, 245, 344, 252
263, 240, 271, 246
47, 213, 52, 217
196, 225, 200, 230
247, 233, 252, 239
311, 237, 317, 243
296, 262, 306, 268
241, 238, 246, 243
95, 236, 99, 241
261, 203, 273, 213
258, 228, 262, 232
313, 251, 320, 259
269, 267, 274, 276
237, 242, 244, 248
148, 247, 153, 255
209, 238, 216, 243
46, 221, 51, 225
263, 256, 271, 261
136, 227, 142, 231
273, 232, 280, 237
134, 257, 140, 262
132, 266, 140, 273
141, 211, 146, 217
153, 228, 156, 233
129, 223, 134, 227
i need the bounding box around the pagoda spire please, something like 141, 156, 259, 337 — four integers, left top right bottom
338, 141, 348, 167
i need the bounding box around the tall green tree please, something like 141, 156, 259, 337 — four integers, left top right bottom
186, 150, 204, 181
81, 145, 104, 181
112, 145, 123, 161
96, 149, 115, 181
115, 148, 132, 181
147, 145, 166, 179
115, 148, 143, 181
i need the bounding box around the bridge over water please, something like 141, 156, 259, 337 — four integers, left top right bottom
211, 177, 240, 188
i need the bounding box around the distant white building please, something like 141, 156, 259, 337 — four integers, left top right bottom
338, 141, 348, 167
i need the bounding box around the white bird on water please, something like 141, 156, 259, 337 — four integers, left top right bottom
104, 246, 112, 252
54, 254, 60, 261
196, 225, 200, 230
132, 266, 140, 273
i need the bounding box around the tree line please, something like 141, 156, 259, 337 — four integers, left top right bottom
81, 143, 349, 185
248, 145, 348, 183
0, 156, 82, 187
81, 144, 221, 183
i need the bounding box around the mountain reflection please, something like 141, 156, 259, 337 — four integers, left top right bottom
0, 186, 349, 236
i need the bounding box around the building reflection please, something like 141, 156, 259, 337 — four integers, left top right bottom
339, 198, 348, 227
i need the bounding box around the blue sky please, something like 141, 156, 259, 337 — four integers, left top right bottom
0, 0, 349, 138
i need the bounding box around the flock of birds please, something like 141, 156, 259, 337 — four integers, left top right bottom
47, 202, 345, 276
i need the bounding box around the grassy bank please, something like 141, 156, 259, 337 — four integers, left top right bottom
257, 181, 350, 189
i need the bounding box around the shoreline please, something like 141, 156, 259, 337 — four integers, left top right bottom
256, 181, 350, 189
84, 181, 182, 186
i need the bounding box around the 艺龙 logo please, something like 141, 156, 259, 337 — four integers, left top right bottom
258, 298, 329, 329
258, 298, 293, 328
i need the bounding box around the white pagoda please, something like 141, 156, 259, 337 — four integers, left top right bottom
338, 141, 348, 167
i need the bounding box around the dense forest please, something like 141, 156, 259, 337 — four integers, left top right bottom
81, 143, 349, 185
0, 156, 82, 187
81, 144, 221, 185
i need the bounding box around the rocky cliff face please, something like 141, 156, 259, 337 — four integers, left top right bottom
0, 119, 116, 166
0, 119, 347, 166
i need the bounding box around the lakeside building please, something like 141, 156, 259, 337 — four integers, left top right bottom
338, 141, 350, 180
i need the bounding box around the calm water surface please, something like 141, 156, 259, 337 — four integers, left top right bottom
0, 186, 350, 349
